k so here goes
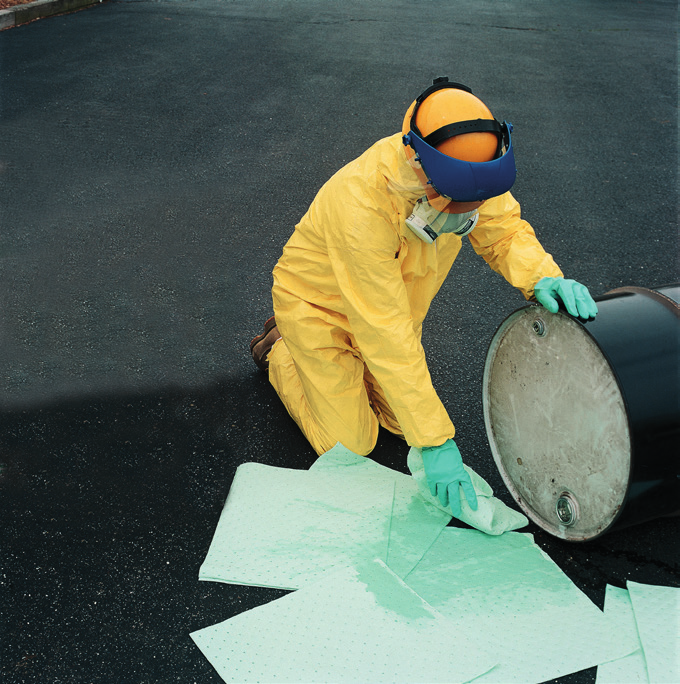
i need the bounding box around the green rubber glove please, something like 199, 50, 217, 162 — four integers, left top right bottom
534, 277, 598, 320
421, 439, 478, 517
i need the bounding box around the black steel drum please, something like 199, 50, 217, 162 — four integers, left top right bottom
482, 285, 680, 541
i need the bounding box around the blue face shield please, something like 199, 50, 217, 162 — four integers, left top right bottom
403, 124, 517, 202
402, 79, 518, 202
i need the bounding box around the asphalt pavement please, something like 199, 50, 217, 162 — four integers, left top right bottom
1, 1, 678, 682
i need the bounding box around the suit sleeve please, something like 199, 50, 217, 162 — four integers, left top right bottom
469, 192, 563, 299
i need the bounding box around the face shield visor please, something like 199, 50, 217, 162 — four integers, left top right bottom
402, 79, 518, 203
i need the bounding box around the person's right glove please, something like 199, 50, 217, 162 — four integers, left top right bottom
534, 277, 598, 320
421, 439, 478, 517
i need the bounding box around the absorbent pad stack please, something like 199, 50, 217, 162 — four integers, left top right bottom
193, 444, 651, 683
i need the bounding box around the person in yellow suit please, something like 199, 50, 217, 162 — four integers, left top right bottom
250, 77, 598, 516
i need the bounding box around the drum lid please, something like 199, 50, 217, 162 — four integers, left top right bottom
483, 307, 632, 541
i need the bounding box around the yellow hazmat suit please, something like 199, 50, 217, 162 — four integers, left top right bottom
269, 133, 562, 456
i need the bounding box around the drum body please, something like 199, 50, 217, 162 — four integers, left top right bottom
482, 285, 680, 541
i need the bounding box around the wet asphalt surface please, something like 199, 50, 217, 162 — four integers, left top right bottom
1, 1, 678, 682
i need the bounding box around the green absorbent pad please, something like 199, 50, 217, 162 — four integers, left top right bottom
596, 585, 648, 683
627, 581, 680, 683
407, 446, 528, 534
199, 462, 394, 590
597, 582, 680, 683
310, 443, 452, 577
191, 559, 497, 684
403, 528, 638, 683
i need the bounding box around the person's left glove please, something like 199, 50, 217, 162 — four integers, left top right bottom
534, 277, 598, 320
421, 439, 478, 517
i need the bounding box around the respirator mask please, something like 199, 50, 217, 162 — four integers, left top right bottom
405, 197, 479, 244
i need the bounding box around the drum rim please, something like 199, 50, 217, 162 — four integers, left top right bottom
482, 303, 634, 542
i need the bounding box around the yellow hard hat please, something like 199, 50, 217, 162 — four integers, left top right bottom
411, 89, 497, 162
402, 79, 499, 162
